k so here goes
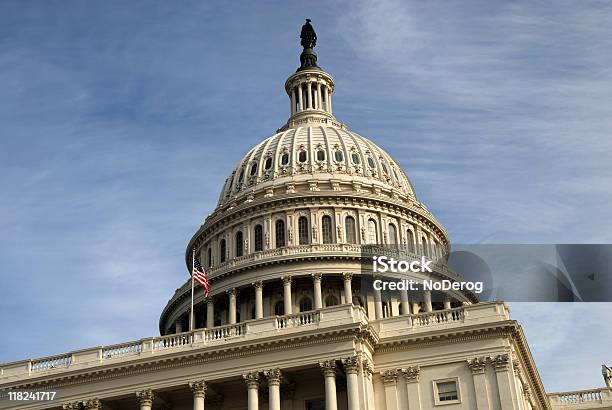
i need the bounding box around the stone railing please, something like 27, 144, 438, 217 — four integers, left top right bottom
549, 388, 612, 408
0, 302, 507, 384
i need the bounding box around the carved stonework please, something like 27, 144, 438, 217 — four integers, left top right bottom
62, 402, 81, 410
362, 360, 374, 377
252, 281, 263, 289
400, 366, 420, 383
311, 272, 322, 282
381, 370, 398, 385
342, 272, 353, 282
320, 360, 337, 377
136, 389, 154, 407
264, 368, 282, 386
342, 356, 360, 374
282, 276, 292, 285
491, 354, 511, 371
467, 357, 487, 374
189, 380, 207, 398
83, 399, 101, 410
243, 371, 260, 389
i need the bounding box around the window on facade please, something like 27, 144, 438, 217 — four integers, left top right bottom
321, 215, 333, 244
299, 297, 313, 312
345, 216, 356, 244
254, 225, 263, 252
250, 162, 258, 176
219, 239, 226, 263
334, 150, 343, 162
238, 169, 244, 183
436, 381, 459, 402
351, 153, 360, 165
207, 247, 212, 267
422, 236, 428, 256
407, 229, 415, 253
275, 219, 285, 248
325, 295, 339, 307
274, 301, 285, 316
235, 231, 243, 257
298, 150, 307, 163
388, 223, 397, 245
281, 152, 290, 166
264, 157, 273, 170
316, 150, 326, 161
298, 216, 309, 245
367, 219, 378, 244
367, 157, 375, 168
381, 162, 389, 174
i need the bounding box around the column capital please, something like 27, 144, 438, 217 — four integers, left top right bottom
342, 272, 353, 281
342, 356, 360, 374
381, 369, 398, 386
490, 353, 511, 371
189, 380, 207, 398
400, 366, 420, 383
362, 359, 374, 376
207, 297, 214, 305
264, 368, 282, 386
227, 288, 237, 296
243, 371, 260, 389
311, 272, 323, 281
83, 399, 101, 410
252, 281, 263, 289
319, 360, 337, 377
135, 389, 154, 406
281, 276, 292, 285
62, 402, 80, 410
467, 357, 488, 374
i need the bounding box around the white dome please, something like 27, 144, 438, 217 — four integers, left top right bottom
216, 125, 416, 208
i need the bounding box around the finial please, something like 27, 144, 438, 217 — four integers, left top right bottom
297, 19, 320, 71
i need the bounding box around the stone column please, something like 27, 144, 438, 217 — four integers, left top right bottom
264, 369, 282, 410
291, 87, 296, 115
243, 372, 260, 410
342, 273, 353, 305
327, 88, 332, 113
317, 83, 322, 110
423, 290, 432, 312
175, 319, 183, 333
254, 282, 263, 319
189, 380, 207, 410
312, 273, 323, 309
228, 288, 237, 324
382, 370, 399, 410
342, 356, 360, 410
443, 296, 452, 310
83, 399, 101, 410
373, 285, 383, 319
491, 354, 519, 410
400, 289, 410, 315
320, 360, 338, 410
363, 361, 376, 410
207, 298, 214, 328
468, 358, 490, 410
136, 389, 154, 410
401, 367, 421, 410
282, 277, 292, 315
307, 82, 312, 109
297, 84, 303, 112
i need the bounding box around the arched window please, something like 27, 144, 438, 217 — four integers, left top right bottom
275, 219, 285, 248
298, 216, 309, 245
280, 152, 290, 166
219, 239, 226, 263
254, 225, 263, 252
351, 153, 360, 165
299, 297, 313, 312
207, 247, 212, 267
321, 215, 333, 244
421, 236, 429, 256
407, 229, 415, 253
345, 216, 356, 244
264, 157, 273, 170
274, 301, 285, 316
388, 223, 397, 245
298, 150, 307, 163
325, 295, 339, 307
316, 150, 326, 162
367, 219, 378, 244
250, 162, 258, 176
235, 231, 243, 257
334, 150, 343, 162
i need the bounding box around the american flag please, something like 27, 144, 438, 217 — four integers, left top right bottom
192, 257, 210, 297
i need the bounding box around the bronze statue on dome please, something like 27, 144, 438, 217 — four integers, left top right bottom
298, 19, 320, 71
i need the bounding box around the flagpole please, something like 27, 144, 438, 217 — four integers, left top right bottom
189, 249, 195, 332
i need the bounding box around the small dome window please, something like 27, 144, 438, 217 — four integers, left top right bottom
281, 152, 290, 166
351, 153, 360, 165
264, 157, 273, 170
334, 150, 343, 162
381, 162, 389, 174
238, 168, 245, 183
393, 169, 399, 180
316, 150, 326, 162
367, 157, 375, 168
298, 150, 307, 163
250, 162, 258, 176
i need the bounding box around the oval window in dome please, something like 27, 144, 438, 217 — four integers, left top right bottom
335, 150, 343, 162
250, 162, 258, 176
298, 150, 307, 163
264, 157, 273, 170
381, 162, 388, 174
317, 150, 326, 162
393, 168, 399, 180
351, 153, 360, 165
238, 168, 245, 183
281, 152, 289, 166
367, 157, 375, 168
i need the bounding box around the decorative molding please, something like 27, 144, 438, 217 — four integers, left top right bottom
342, 272, 353, 281
491, 354, 511, 371
189, 380, 207, 398
319, 360, 337, 377
381, 369, 398, 385
311, 272, 322, 281
83, 399, 101, 410
135, 389, 154, 406
263, 368, 282, 386
62, 401, 81, 410
400, 366, 420, 383
243, 371, 260, 389
467, 357, 488, 374
342, 356, 360, 374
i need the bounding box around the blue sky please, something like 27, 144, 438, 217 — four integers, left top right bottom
1, 0, 611, 392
